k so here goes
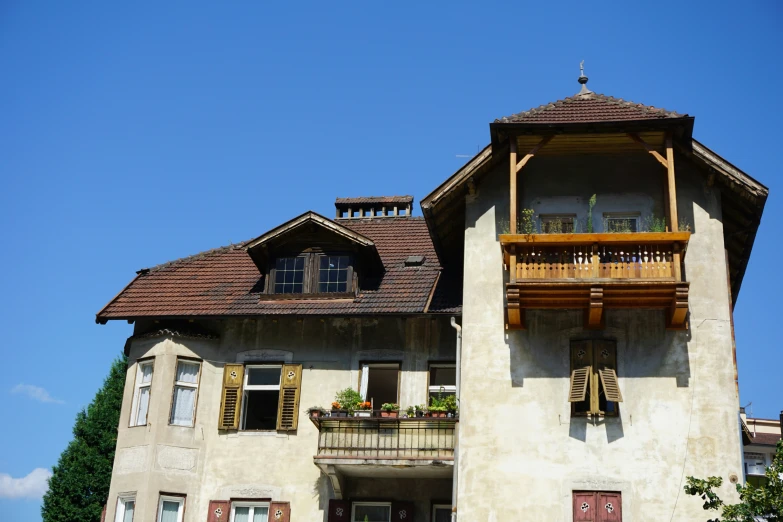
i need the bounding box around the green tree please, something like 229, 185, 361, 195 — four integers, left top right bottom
42, 355, 127, 522
684, 440, 783, 521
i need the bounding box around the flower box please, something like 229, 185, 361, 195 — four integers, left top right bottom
380, 410, 399, 418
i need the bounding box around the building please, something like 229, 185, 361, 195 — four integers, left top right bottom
741, 411, 782, 487
97, 71, 768, 521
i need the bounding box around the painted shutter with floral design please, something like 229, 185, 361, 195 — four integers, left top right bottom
268, 501, 290, 522
208, 500, 230, 522
573, 491, 597, 522
391, 501, 414, 522
598, 492, 622, 522
218, 364, 244, 430
276, 364, 302, 431
328, 500, 350, 522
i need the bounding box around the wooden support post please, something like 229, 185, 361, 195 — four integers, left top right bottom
672, 242, 682, 282
515, 136, 553, 173
509, 137, 518, 234
591, 244, 600, 278
666, 134, 679, 232
509, 245, 517, 284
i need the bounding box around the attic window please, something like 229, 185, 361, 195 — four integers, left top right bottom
270, 254, 353, 295
404, 255, 425, 267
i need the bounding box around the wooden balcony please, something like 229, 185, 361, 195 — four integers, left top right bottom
500, 232, 691, 330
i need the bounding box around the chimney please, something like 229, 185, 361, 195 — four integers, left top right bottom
335, 196, 414, 219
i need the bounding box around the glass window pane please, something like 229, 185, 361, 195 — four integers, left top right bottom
294, 256, 304, 269
136, 386, 150, 425
434, 507, 450, 522
160, 501, 180, 522
170, 386, 196, 426
176, 361, 199, 384
123, 500, 135, 522
233, 506, 250, 522
430, 367, 456, 386
247, 367, 281, 386
252, 506, 269, 522
318, 255, 350, 293
274, 257, 304, 293
354, 505, 390, 522
140, 363, 153, 384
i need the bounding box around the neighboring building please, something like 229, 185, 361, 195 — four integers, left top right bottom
97, 72, 768, 521
741, 411, 782, 487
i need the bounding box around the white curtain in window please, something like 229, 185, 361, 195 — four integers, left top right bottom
253, 507, 269, 522
136, 387, 150, 425
170, 386, 195, 426
176, 361, 199, 384
160, 501, 180, 522
140, 363, 153, 384
234, 507, 250, 522
122, 501, 135, 522
359, 364, 370, 401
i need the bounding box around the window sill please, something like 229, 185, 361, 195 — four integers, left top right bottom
260, 292, 356, 301
236, 430, 288, 438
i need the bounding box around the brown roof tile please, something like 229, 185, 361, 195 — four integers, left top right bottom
749, 432, 782, 446
97, 217, 461, 321
496, 92, 685, 124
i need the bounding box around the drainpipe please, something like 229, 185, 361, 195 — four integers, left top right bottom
450, 317, 462, 522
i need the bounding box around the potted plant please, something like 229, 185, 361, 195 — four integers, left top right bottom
415, 404, 425, 418
405, 406, 415, 418
427, 393, 448, 418
330, 401, 346, 417
307, 406, 326, 418
333, 388, 362, 417
444, 395, 458, 417
380, 403, 399, 418
354, 401, 372, 418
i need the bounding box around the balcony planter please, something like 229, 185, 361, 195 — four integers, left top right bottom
427, 410, 448, 418
308, 407, 326, 418
380, 403, 400, 418
354, 410, 372, 418
330, 409, 348, 418
380, 410, 399, 418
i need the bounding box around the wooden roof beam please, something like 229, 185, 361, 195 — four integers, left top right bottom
627, 133, 669, 169
516, 136, 553, 173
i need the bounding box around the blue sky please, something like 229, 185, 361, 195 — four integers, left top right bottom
1, 2, 781, 520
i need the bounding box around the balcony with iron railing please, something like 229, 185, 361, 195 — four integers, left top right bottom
500, 232, 691, 330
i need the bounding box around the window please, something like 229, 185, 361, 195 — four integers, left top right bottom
745, 452, 767, 476
115, 496, 135, 522
568, 340, 622, 416
573, 491, 621, 521
359, 363, 399, 408
169, 359, 201, 427
352, 502, 391, 522
157, 496, 184, 522
241, 365, 281, 430
429, 364, 456, 401
130, 360, 154, 426
603, 213, 639, 233
270, 253, 353, 295
432, 504, 451, 522
231, 502, 269, 522
540, 214, 576, 233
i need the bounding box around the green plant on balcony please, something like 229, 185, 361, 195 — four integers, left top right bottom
443, 395, 459, 416
307, 406, 326, 418
679, 217, 692, 232
604, 217, 634, 233
334, 388, 363, 415
380, 403, 399, 417
520, 208, 536, 234
643, 214, 667, 233
405, 405, 415, 417
428, 390, 449, 418
586, 194, 597, 233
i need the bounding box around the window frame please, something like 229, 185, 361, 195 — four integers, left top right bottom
114, 494, 136, 522
156, 494, 185, 522
351, 501, 392, 522
428, 363, 457, 400
603, 212, 640, 233
744, 451, 768, 476
267, 251, 355, 297
239, 364, 282, 431
358, 362, 401, 406
130, 358, 154, 427
432, 503, 451, 522
230, 501, 270, 522
539, 214, 577, 234
168, 358, 202, 427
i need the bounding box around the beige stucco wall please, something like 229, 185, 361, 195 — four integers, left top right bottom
105, 316, 456, 522
457, 152, 743, 521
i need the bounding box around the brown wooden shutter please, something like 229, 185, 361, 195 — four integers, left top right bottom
277, 364, 302, 431
598, 368, 623, 402
573, 492, 597, 522
597, 492, 622, 521
391, 501, 415, 522
218, 364, 244, 430
100, 504, 106, 522
208, 500, 230, 522
569, 366, 591, 402
268, 501, 290, 522
328, 499, 350, 522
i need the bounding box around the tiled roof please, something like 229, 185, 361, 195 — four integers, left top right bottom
335, 196, 413, 205
496, 92, 685, 124
97, 217, 461, 321
749, 432, 782, 446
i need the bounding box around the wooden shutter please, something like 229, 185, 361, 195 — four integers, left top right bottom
597, 492, 622, 522
218, 364, 244, 430
391, 501, 415, 522
268, 501, 290, 522
276, 364, 302, 431
598, 368, 623, 402
573, 492, 597, 522
100, 504, 106, 522
569, 366, 591, 402
208, 500, 230, 522
328, 499, 350, 522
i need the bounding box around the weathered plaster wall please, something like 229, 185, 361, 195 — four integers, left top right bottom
105, 316, 455, 522
458, 151, 742, 521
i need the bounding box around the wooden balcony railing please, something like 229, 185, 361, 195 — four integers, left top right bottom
500, 232, 690, 330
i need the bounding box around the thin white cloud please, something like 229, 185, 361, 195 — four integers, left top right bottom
0, 468, 52, 499
11, 384, 64, 404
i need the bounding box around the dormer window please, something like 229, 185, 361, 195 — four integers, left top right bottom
270, 253, 353, 295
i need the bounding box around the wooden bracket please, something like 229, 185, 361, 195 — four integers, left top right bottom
667, 284, 689, 330
585, 286, 604, 329
627, 133, 669, 169
516, 136, 553, 173
506, 288, 526, 330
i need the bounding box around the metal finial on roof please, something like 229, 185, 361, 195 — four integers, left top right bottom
578, 60, 592, 95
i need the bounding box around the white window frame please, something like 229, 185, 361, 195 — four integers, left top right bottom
169, 359, 202, 427
744, 451, 768, 476
230, 501, 270, 522
351, 501, 391, 522
114, 494, 136, 522
603, 212, 641, 233
156, 495, 184, 522
429, 363, 457, 398
130, 359, 154, 427
240, 365, 282, 430
432, 504, 451, 521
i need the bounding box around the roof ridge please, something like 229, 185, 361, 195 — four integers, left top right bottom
141, 241, 249, 273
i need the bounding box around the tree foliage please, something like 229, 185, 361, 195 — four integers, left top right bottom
42, 355, 127, 522
685, 440, 783, 522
